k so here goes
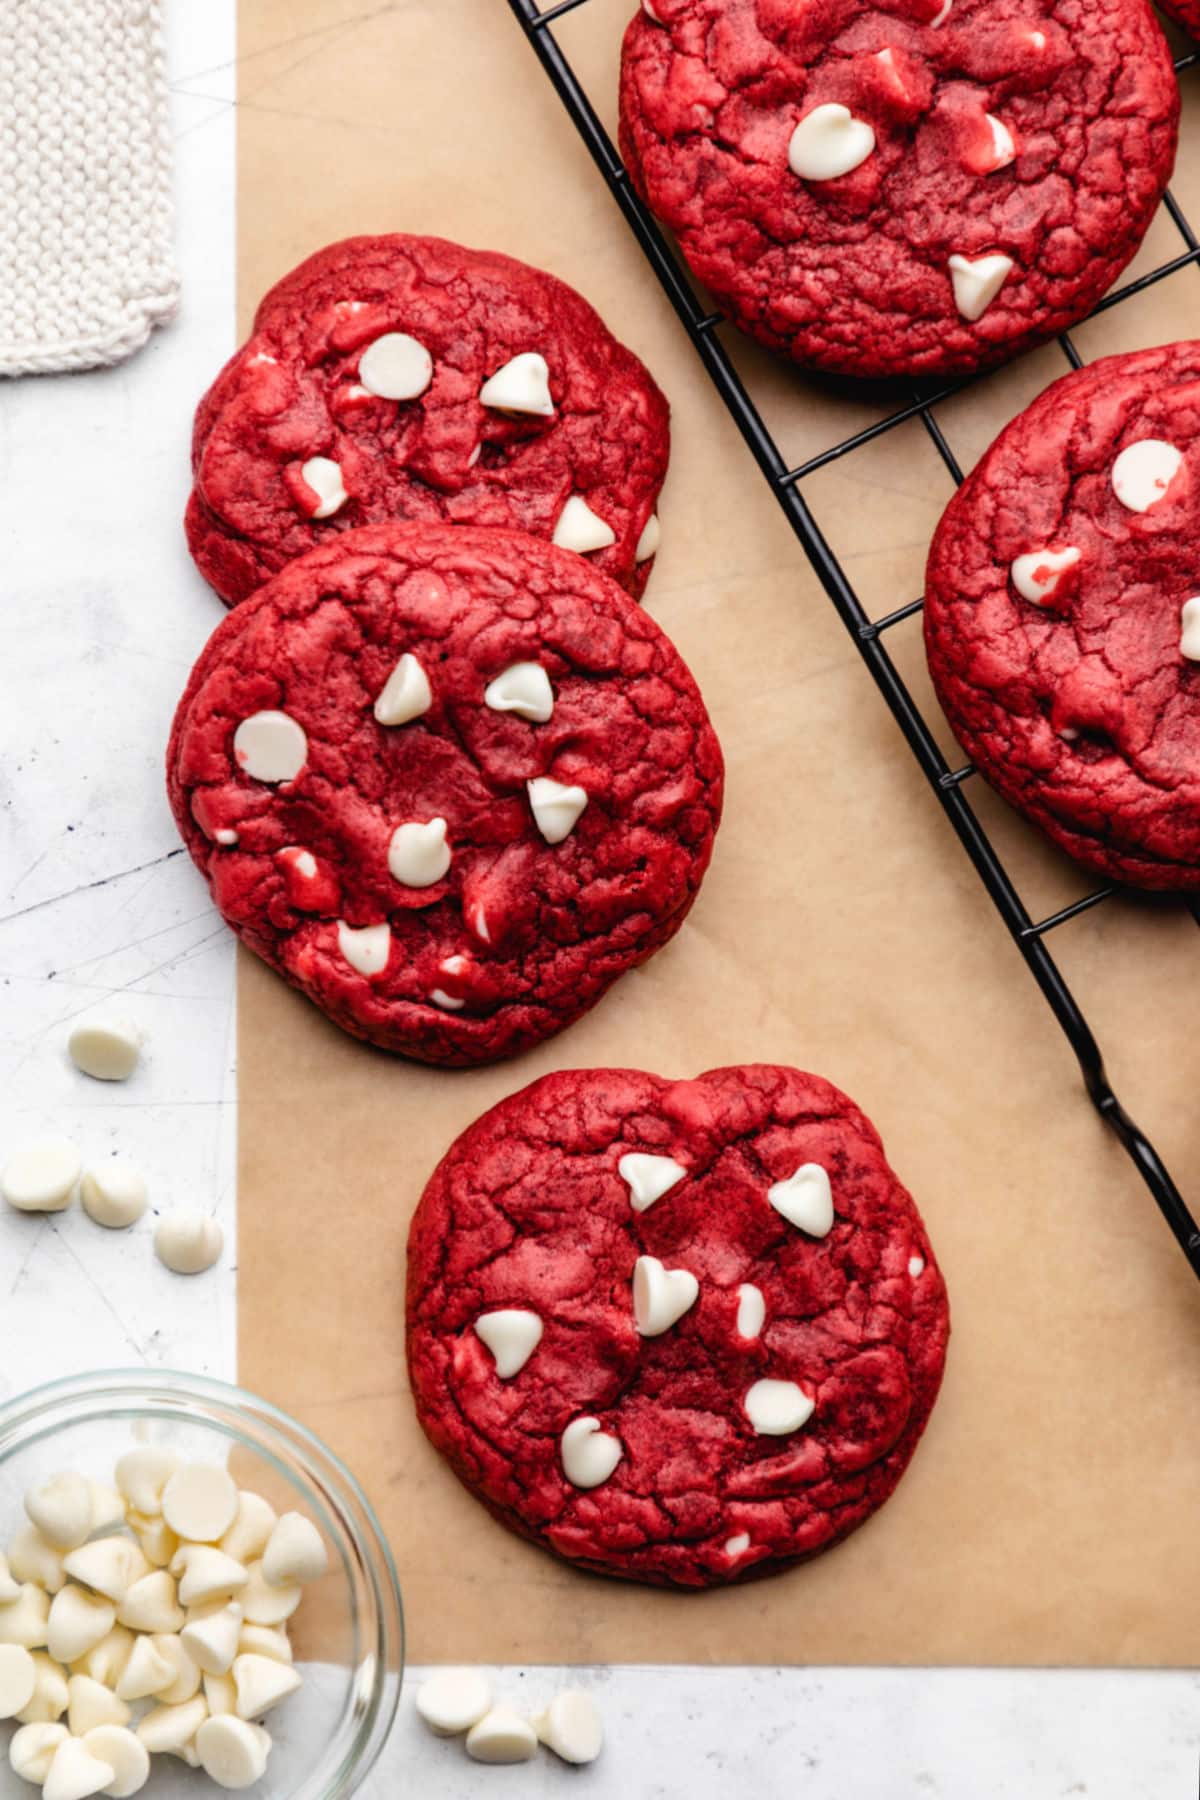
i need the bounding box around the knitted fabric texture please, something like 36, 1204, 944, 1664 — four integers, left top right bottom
0, 0, 179, 376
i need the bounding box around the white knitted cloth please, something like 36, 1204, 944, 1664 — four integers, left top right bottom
0, 0, 179, 376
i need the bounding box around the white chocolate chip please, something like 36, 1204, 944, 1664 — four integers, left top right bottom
215, 829, 238, 846
632, 1254, 699, 1336
635, 513, 661, 562
204, 1671, 238, 1716
2, 1140, 80, 1213
1111, 439, 1183, 513
79, 1727, 149, 1800
0, 1583, 50, 1648
724, 1532, 750, 1556
195, 1715, 272, 1790
115, 1450, 179, 1519
261, 1516, 326, 1589
359, 333, 433, 401
337, 920, 392, 978
299, 455, 348, 519
162, 1465, 238, 1545
9, 1722, 68, 1784
388, 816, 451, 887
788, 103, 875, 182
1011, 546, 1080, 606
239, 1562, 300, 1628
26, 1473, 93, 1551
42, 1736, 116, 1800
114, 1634, 175, 1702
909, 1254, 925, 1277
415, 1669, 491, 1736
15, 1652, 68, 1726
465, 1706, 539, 1765
1028, 26, 1046, 47
79, 1162, 148, 1232
430, 987, 464, 1011
0, 1645, 36, 1719
87, 1483, 127, 1536
527, 776, 587, 844
182, 1605, 243, 1678
173, 1547, 248, 1609
220, 1494, 277, 1568
135, 1695, 207, 1756
478, 352, 554, 417
744, 1378, 815, 1436
736, 1282, 765, 1339
154, 1212, 224, 1277
0, 1554, 19, 1606
552, 494, 616, 554
46, 1587, 116, 1666
233, 711, 307, 784
618, 1151, 686, 1212
74, 1628, 135, 1690
484, 662, 554, 723
1181, 596, 1200, 661
532, 1690, 603, 1765
237, 1625, 292, 1665
116, 1572, 184, 1637
232, 1652, 302, 1719
474, 1310, 543, 1379
146, 1634, 201, 1707
373, 652, 432, 726
66, 1675, 130, 1737
768, 1162, 834, 1237
560, 1417, 623, 1489
62, 1539, 149, 1605
931, 0, 952, 22
67, 1018, 142, 1082
982, 114, 1015, 171
948, 252, 1014, 321
642, 0, 662, 16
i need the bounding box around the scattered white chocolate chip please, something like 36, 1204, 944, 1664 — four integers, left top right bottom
115, 1449, 179, 1519
484, 662, 554, 723
0, 1644, 36, 1719
724, 1532, 750, 1556
299, 455, 348, 519
9, 1722, 68, 1784
182, 1605, 243, 1678
474, 1310, 543, 1379
214, 828, 238, 846
239, 1562, 300, 1628
788, 102, 875, 182
552, 495, 616, 554
114, 1633, 175, 1703
982, 114, 1015, 171
67, 1018, 142, 1082
618, 1151, 686, 1212
232, 1651, 302, 1719
87, 1482, 127, 1536
237, 1624, 292, 1665
42, 1735, 116, 1800
334, 921, 388, 983
1, 1141, 80, 1214
195, 1715, 272, 1790
1010, 546, 1080, 606
15, 1652, 68, 1726
633, 1254, 699, 1336
388, 817, 451, 887
416, 1667, 492, 1736
173, 1547, 248, 1609
260, 1516, 326, 1590
1111, 439, 1183, 513
635, 513, 661, 562
116, 1572, 184, 1637
479, 351, 554, 417
79, 1726, 149, 1800
75, 1627, 135, 1689
26, 1473, 93, 1552
1181, 596, 1200, 661
744, 1378, 815, 1436
154, 1212, 224, 1277
527, 776, 587, 844
359, 332, 433, 402
768, 1162, 834, 1237
67, 1674, 130, 1736
560, 1417, 623, 1490
642, 0, 662, 16
204, 1671, 238, 1716
232, 711, 307, 784
1028, 26, 1046, 48
135, 1695, 207, 1756
162, 1465, 238, 1546
948, 252, 1014, 322
47, 1586, 116, 1666
736, 1282, 765, 1339
373, 652, 433, 726
931, 0, 952, 23
0, 1583, 50, 1648
62, 1538, 148, 1605
466, 1706, 539, 1765
532, 1690, 603, 1765
220, 1494, 277, 1568
430, 987, 464, 1011
79, 1161, 148, 1232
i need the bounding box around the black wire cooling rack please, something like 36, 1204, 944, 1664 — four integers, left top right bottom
509, 0, 1200, 1282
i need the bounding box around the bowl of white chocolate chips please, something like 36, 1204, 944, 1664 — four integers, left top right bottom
0, 1372, 402, 1799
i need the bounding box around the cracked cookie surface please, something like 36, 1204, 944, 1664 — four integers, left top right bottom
925, 342, 1200, 889
186, 234, 670, 604
167, 523, 723, 1065
619, 0, 1177, 378
407, 1064, 949, 1588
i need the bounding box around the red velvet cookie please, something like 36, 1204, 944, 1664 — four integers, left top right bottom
186, 235, 670, 605
1157, 0, 1200, 35
619, 0, 1178, 378
167, 523, 723, 1065
925, 342, 1200, 889
407, 1064, 949, 1588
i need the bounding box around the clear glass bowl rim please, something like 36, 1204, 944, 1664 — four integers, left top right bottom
0, 1367, 403, 1800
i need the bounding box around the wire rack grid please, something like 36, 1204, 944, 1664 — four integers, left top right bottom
508, 0, 1200, 1282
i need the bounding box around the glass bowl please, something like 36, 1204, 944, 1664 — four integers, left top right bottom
0, 1369, 403, 1799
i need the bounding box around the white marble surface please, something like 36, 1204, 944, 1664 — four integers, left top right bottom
0, 3, 1198, 1794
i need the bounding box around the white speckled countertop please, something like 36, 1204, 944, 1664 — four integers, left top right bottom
0, 3, 1198, 1792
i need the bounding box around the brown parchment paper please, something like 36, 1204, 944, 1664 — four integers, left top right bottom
235, 0, 1200, 1666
